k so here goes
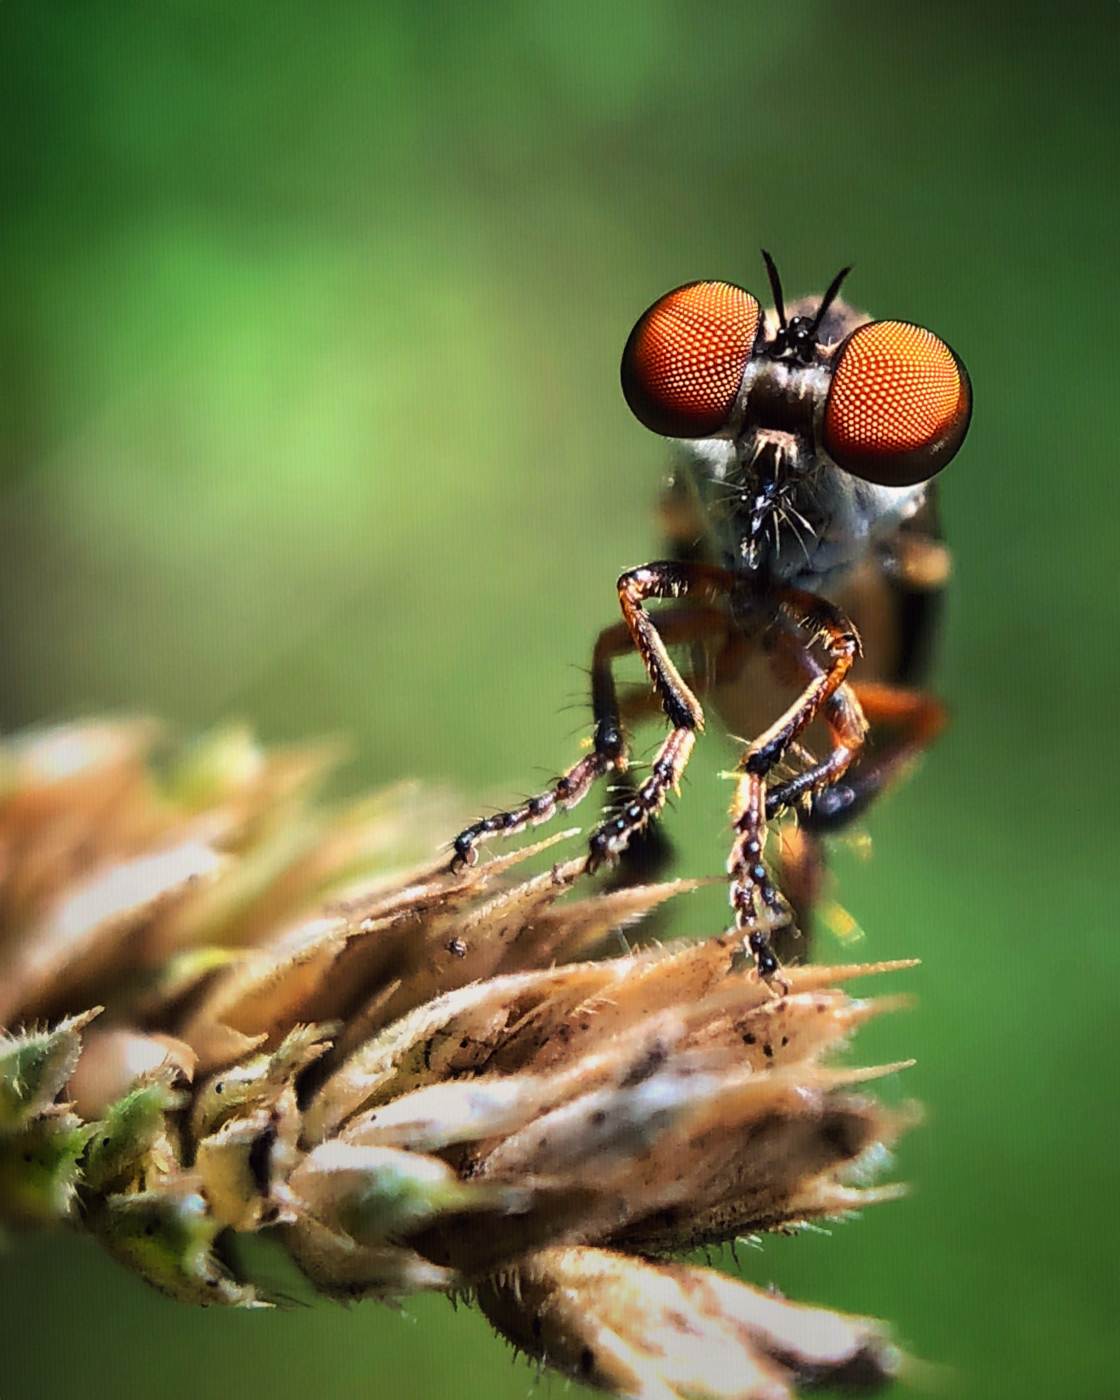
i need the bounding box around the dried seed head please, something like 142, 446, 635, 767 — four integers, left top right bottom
0, 719, 919, 1394
479, 1247, 902, 1399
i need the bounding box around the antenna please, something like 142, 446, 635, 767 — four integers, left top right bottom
809, 263, 853, 336
760, 250, 787, 329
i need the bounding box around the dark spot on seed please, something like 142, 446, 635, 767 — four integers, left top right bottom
666, 1308, 701, 1336
742, 1032, 756, 1046
763, 1043, 774, 1058
620, 1039, 667, 1086
579, 1347, 595, 1376
821, 1113, 864, 1160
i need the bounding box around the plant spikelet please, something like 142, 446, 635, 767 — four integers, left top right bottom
0, 719, 921, 1396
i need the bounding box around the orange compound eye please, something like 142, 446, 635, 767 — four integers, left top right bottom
823, 320, 972, 486
621, 281, 761, 438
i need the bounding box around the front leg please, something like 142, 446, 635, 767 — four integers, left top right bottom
450, 566, 732, 871
727, 590, 862, 980
586, 563, 732, 870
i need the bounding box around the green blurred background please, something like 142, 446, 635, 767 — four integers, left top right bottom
1, 4, 1117, 1397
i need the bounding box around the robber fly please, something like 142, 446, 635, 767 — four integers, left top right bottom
450, 252, 971, 981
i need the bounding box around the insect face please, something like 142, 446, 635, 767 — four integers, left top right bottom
620, 255, 971, 566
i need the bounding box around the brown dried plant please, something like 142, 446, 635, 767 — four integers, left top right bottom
0, 719, 918, 1398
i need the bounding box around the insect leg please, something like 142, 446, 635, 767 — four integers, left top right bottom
761, 505, 950, 942
586, 562, 734, 871
774, 499, 950, 830
726, 590, 861, 979
758, 683, 943, 951
792, 682, 947, 833
449, 583, 731, 871
761, 681, 869, 819
593, 604, 735, 889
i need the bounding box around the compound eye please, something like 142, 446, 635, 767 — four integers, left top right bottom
621, 281, 761, 438
823, 320, 972, 486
